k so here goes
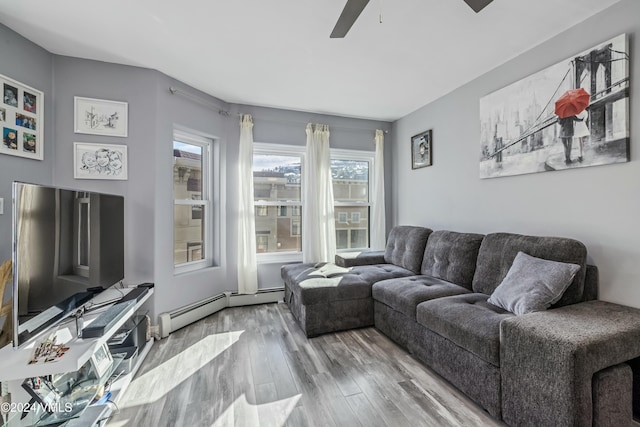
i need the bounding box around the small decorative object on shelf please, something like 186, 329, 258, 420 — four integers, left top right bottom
21, 375, 67, 415
89, 343, 113, 378
28, 332, 70, 365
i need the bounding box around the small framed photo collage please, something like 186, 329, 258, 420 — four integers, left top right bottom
1, 73, 44, 161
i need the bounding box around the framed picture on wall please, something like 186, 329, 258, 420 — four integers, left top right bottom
411, 129, 432, 169
1, 73, 44, 161
74, 96, 128, 137
74, 142, 128, 180
479, 33, 629, 179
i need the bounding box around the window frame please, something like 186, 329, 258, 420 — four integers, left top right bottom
253, 143, 305, 263
252, 143, 375, 262
331, 148, 374, 252
173, 129, 214, 275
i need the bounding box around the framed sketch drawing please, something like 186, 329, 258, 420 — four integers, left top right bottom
74, 96, 128, 137
411, 129, 432, 169
1, 73, 44, 160
74, 142, 128, 180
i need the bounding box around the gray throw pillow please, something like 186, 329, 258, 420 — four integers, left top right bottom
487, 251, 581, 315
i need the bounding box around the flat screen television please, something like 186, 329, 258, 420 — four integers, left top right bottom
10, 182, 124, 348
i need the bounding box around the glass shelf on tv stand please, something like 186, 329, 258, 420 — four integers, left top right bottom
3, 354, 125, 427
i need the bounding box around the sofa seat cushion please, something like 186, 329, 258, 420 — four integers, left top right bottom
416, 294, 514, 366
372, 276, 471, 320
282, 262, 415, 306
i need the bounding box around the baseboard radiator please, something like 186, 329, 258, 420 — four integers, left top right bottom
158, 287, 284, 338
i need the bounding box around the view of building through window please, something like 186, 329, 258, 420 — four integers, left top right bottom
173, 138, 208, 266
253, 152, 370, 254
332, 159, 369, 250
253, 154, 302, 253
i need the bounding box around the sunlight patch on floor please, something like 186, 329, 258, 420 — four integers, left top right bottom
105, 419, 129, 427
211, 394, 301, 427
119, 330, 244, 408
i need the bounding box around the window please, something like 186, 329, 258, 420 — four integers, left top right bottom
256, 206, 268, 216
256, 235, 269, 253
332, 154, 371, 250
173, 130, 213, 272
253, 144, 302, 255
253, 143, 374, 258
291, 219, 301, 236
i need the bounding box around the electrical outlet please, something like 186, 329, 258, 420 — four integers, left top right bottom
0, 198, 3, 215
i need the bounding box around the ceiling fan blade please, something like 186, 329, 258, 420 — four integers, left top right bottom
330, 0, 370, 38
463, 0, 494, 13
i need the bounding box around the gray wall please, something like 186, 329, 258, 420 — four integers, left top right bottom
51, 56, 158, 288
0, 22, 394, 320
391, 0, 640, 308
152, 73, 231, 317
0, 24, 54, 262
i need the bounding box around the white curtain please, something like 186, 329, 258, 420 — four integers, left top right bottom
303, 123, 336, 263
237, 114, 258, 294
371, 130, 387, 250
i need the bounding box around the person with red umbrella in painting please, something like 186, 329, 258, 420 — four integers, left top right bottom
555, 88, 590, 165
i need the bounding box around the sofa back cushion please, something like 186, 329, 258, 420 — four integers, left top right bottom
384, 226, 433, 273
421, 230, 485, 290
472, 233, 587, 307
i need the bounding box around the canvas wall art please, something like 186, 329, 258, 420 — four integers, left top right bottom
479, 34, 629, 179
1, 73, 44, 161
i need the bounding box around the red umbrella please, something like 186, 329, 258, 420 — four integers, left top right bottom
555, 88, 590, 119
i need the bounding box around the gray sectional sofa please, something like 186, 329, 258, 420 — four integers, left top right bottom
281, 225, 640, 426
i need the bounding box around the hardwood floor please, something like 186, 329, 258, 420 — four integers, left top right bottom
107, 302, 504, 427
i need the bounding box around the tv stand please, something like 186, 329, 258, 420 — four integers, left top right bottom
0, 286, 153, 426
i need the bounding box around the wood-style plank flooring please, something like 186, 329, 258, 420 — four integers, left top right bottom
107, 302, 504, 427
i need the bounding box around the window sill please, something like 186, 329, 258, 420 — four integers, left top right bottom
257, 251, 303, 265
174, 259, 215, 276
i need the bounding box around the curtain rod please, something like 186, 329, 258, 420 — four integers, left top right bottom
168, 86, 230, 116
243, 114, 389, 134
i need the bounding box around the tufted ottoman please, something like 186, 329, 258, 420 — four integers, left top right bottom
281, 226, 433, 337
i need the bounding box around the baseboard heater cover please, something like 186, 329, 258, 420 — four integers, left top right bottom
158, 287, 284, 338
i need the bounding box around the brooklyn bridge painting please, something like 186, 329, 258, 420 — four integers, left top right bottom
479, 33, 629, 179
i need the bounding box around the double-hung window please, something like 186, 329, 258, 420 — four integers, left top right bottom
173, 130, 213, 272
332, 150, 372, 250
253, 143, 303, 255
252, 143, 374, 258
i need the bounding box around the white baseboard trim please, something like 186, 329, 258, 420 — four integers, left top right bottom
158, 287, 284, 337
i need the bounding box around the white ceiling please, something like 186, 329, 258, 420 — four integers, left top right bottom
0, 0, 621, 121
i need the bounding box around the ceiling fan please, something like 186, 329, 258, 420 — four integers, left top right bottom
330, 0, 494, 38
